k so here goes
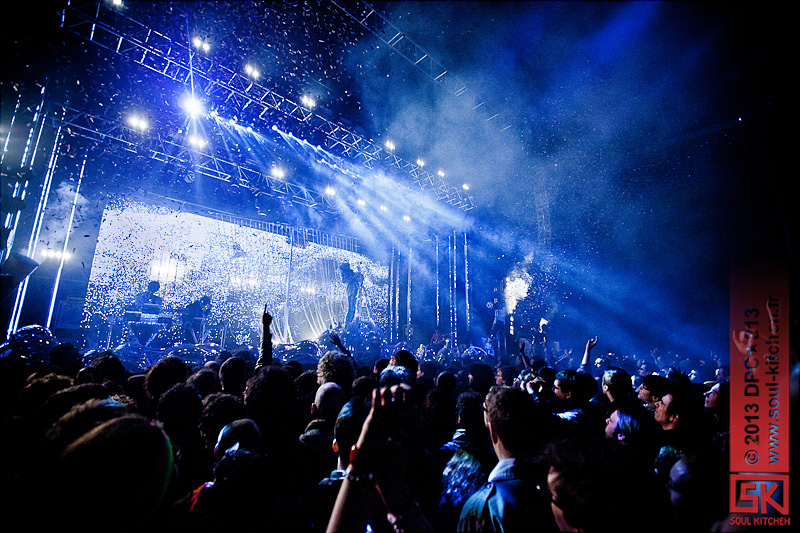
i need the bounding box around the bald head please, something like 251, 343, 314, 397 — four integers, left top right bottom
314, 382, 346, 421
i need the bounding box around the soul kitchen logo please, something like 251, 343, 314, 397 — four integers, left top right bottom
729, 264, 791, 529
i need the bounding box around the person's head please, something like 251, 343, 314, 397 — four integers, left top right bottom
667, 452, 728, 528
605, 403, 658, 446
156, 383, 203, 439
543, 438, 626, 533
147, 280, 160, 293
244, 366, 300, 448
455, 391, 485, 434
593, 355, 610, 374
602, 367, 633, 401
391, 349, 418, 376
312, 382, 346, 421
654, 389, 698, 431
468, 363, 495, 397
218, 356, 250, 396
214, 418, 262, 459
145, 356, 190, 403
187, 368, 221, 398
198, 392, 247, 450
90, 352, 129, 385
417, 360, 438, 380
495, 364, 518, 387
351, 374, 377, 398
48, 414, 175, 532
48, 342, 83, 377
200, 295, 211, 306
317, 351, 355, 395
435, 371, 457, 396
333, 397, 371, 467
379, 364, 412, 387
703, 382, 728, 411
483, 386, 538, 458
638, 374, 671, 405
553, 369, 593, 406
374, 358, 390, 376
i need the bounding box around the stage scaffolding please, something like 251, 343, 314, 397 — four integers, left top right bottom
2, 1, 484, 348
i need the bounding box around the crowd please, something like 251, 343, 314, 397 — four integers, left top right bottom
0, 304, 794, 533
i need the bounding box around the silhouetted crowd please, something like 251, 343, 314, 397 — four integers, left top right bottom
0, 319, 794, 533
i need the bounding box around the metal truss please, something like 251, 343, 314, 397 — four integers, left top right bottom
55, 102, 340, 215
59, 1, 474, 211
328, 0, 513, 130
327, 0, 551, 243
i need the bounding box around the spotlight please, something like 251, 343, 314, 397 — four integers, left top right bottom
357, 199, 366, 207
110, 0, 123, 7
245, 64, 260, 79
270, 166, 286, 179
438, 169, 445, 177
180, 93, 205, 118
324, 186, 336, 196
187, 135, 207, 149
126, 114, 148, 131
379, 204, 388, 212
192, 36, 210, 52
300, 95, 316, 109
403, 215, 411, 222
462, 183, 470, 190
385, 140, 395, 151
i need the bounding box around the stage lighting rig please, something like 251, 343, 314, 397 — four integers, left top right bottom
180, 93, 205, 119
244, 64, 261, 79
300, 95, 317, 109
192, 36, 211, 53
126, 114, 149, 132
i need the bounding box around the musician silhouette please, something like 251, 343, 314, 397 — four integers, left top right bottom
133, 280, 163, 313
339, 262, 363, 325
182, 295, 211, 343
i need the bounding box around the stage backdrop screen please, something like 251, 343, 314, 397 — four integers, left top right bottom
82, 196, 389, 347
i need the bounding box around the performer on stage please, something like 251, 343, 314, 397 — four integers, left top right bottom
339, 262, 363, 325
132, 280, 163, 313
182, 295, 211, 344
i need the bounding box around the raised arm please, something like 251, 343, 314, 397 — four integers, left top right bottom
326, 385, 432, 533
255, 304, 273, 369
578, 336, 598, 374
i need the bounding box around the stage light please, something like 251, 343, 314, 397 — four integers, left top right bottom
357, 199, 366, 207
300, 95, 316, 109
126, 114, 149, 131
379, 204, 388, 212
385, 140, 395, 151
403, 215, 411, 222
270, 166, 286, 179
187, 135, 207, 149
416, 159, 425, 167
192, 36, 210, 52
324, 186, 336, 196
462, 183, 470, 190
111, 0, 123, 6
245, 64, 260, 79
41, 250, 71, 260
180, 93, 205, 118
438, 169, 445, 177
